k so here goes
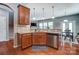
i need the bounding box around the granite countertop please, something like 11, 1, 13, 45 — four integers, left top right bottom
17, 32, 32, 34
17, 31, 60, 34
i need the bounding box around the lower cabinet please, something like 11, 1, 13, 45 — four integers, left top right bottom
17, 33, 22, 47
47, 34, 53, 46
17, 33, 32, 49
21, 33, 32, 49
32, 32, 47, 45
17, 32, 59, 50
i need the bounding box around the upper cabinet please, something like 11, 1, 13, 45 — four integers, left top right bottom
18, 4, 30, 25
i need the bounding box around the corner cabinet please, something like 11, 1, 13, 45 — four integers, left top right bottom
17, 33, 32, 49
18, 5, 30, 25
21, 33, 32, 49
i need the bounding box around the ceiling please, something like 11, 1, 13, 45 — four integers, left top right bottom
25, 3, 79, 21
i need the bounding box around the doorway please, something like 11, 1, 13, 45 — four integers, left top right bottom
9, 12, 14, 40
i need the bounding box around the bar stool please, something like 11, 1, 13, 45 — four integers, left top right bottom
61, 32, 73, 52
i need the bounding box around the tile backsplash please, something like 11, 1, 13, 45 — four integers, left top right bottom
17, 25, 31, 33
17, 25, 62, 33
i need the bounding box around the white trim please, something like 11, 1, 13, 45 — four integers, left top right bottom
13, 45, 18, 48
0, 39, 9, 42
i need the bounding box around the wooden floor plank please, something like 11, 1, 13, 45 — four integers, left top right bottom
0, 40, 79, 55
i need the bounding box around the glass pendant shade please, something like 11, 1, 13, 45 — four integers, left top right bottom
32, 8, 36, 20
52, 6, 55, 19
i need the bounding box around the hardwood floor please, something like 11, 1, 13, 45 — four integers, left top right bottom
0, 40, 79, 55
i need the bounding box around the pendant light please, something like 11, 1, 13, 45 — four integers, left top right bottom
42, 8, 45, 20
32, 8, 36, 20
64, 7, 68, 22
52, 6, 55, 19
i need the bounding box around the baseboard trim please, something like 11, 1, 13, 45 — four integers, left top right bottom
13, 45, 18, 48
0, 39, 9, 42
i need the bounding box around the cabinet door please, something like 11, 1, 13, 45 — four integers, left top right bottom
32, 34, 39, 45
18, 5, 30, 25
26, 34, 32, 46
39, 35, 47, 45
18, 5, 25, 25
17, 33, 22, 47
21, 34, 32, 49
47, 35, 53, 46
53, 36, 58, 48
32, 33, 47, 45
25, 8, 30, 24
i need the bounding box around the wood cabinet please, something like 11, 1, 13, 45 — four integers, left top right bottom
17, 33, 32, 49
18, 4, 30, 25
47, 33, 59, 49
32, 32, 47, 45
17, 32, 60, 50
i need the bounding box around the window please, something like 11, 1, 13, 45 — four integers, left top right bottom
43, 22, 47, 29
69, 22, 72, 32
48, 22, 53, 29
62, 22, 73, 32
62, 23, 65, 32
39, 23, 43, 29
38, 21, 53, 29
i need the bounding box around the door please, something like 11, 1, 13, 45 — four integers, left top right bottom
0, 15, 7, 41
47, 34, 54, 47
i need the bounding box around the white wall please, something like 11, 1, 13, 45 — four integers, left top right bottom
0, 9, 9, 41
